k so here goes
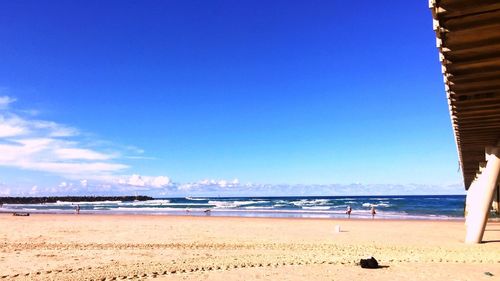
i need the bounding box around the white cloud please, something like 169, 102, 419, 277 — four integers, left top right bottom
172, 181, 465, 197
0, 188, 10, 196
32, 120, 78, 137
0, 123, 25, 138
151, 176, 171, 188
0, 116, 27, 137
0, 96, 130, 180
121, 174, 145, 186
80, 179, 88, 187
55, 148, 112, 160
117, 174, 172, 189
29, 185, 39, 195
0, 96, 16, 109
178, 178, 240, 191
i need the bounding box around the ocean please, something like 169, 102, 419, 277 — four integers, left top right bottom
0, 195, 468, 220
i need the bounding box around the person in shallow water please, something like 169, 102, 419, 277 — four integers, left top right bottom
75, 204, 80, 214
346, 205, 352, 218
371, 206, 376, 219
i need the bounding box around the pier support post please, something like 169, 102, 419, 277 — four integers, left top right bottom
492, 183, 500, 215
465, 147, 500, 244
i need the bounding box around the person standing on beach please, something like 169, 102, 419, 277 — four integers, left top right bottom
76, 204, 80, 214
346, 205, 352, 219
371, 206, 376, 219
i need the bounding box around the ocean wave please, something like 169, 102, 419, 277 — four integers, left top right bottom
55, 200, 122, 205
208, 200, 269, 208
290, 199, 330, 207
302, 206, 331, 210
185, 197, 209, 201
122, 202, 211, 207
118, 200, 171, 206
273, 204, 288, 207
332, 205, 348, 209
115, 207, 179, 212
362, 202, 391, 208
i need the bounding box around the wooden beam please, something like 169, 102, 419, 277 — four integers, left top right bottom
448, 69, 500, 84
436, 2, 500, 19
441, 7, 500, 31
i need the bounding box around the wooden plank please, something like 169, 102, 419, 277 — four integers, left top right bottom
449, 79, 500, 93
446, 43, 500, 63
455, 119, 500, 126
446, 56, 500, 75
459, 139, 500, 143
452, 102, 500, 110
440, 37, 500, 56
441, 7, 500, 31
452, 94, 500, 104
458, 125, 500, 130
453, 108, 500, 116
459, 135, 499, 140
443, 23, 500, 49
458, 127, 500, 132
448, 69, 500, 84
436, 2, 500, 19
449, 89, 500, 98
452, 104, 500, 113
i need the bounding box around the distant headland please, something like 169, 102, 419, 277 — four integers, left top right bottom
0, 196, 153, 204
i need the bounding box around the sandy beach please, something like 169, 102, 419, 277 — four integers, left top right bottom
0, 214, 499, 280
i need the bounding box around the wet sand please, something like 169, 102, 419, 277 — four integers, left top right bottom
0, 214, 499, 280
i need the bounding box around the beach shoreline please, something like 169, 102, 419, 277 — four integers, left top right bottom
1, 213, 499, 280
0, 194, 469, 221
0, 210, 467, 221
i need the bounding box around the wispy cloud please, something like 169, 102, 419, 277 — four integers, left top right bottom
0, 96, 16, 109
0, 96, 128, 179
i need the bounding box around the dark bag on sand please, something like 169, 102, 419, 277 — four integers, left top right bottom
360, 257, 378, 269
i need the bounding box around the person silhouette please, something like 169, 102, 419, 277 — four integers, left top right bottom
346, 205, 352, 218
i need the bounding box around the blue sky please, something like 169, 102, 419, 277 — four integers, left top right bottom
0, 1, 463, 196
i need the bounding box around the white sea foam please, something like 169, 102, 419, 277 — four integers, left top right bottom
302, 206, 331, 210
291, 199, 330, 207
290, 199, 309, 207
208, 200, 268, 208
115, 207, 178, 212
118, 200, 171, 206
55, 200, 121, 205
362, 202, 391, 208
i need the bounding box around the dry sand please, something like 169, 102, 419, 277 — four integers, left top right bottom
0, 214, 499, 280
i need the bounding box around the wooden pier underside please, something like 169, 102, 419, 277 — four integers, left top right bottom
430, 0, 500, 188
